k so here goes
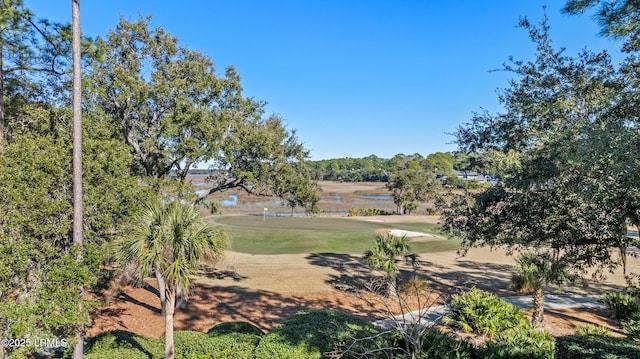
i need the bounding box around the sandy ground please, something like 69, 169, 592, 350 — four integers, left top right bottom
90, 244, 633, 338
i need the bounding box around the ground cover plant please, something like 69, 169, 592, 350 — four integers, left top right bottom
212, 215, 457, 254
445, 288, 555, 359
555, 334, 640, 359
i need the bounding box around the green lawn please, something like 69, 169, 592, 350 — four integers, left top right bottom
210, 215, 461, 255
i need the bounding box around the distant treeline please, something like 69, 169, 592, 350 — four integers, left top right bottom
188, 151, 498, 184
304, 152, 470, 182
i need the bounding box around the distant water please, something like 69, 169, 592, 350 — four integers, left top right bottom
361, 195, 393, 200
222, 194, 238, 206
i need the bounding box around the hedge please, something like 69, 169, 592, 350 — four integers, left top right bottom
555, 334, 640, 359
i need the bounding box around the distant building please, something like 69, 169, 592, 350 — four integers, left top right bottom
454, 170, 499, 185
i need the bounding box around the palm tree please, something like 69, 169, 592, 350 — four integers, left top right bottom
113, 200, 228, 359
511, 251, 571, 325
364, 233, 417, 297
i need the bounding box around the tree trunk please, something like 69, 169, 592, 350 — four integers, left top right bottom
175, 284, 187, 310
71, 1, 84, 358
156, 271, 167, 314
164, 287, 176, 359
387, 275, 398, 298
531, 287, 544, 325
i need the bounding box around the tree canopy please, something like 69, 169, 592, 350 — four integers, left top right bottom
441, 15, 638, 276
87, 16, 316, 207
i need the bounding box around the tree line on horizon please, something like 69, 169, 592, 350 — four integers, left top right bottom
303, 151, 498, 183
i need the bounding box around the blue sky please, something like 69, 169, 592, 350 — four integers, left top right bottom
27, 1, 622, 160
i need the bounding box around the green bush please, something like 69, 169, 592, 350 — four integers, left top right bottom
84, 348, 156, 359
555, 334, 640, 359
80, 329, 259, 359
417, 328, 474, 359
173, 331, 259, 359
477, 323, 555, 359
254, 309, 395, 359
444, 288, 528, 336
204, 201, 222, 215
622, 312, 640, 340
348, 208, 385, 216
207, 321, 263, 336
575, 324, 613, 337
83, 330, 162, 357
599, 293, 639, 320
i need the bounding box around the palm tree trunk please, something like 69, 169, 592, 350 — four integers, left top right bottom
164, 287, 176, 359
388, 275, 398, 298
156, 270, 167, 314
176, 284, 187, 310
532, 287, 544, 325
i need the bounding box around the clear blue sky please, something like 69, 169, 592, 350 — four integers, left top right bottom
27, 1, 622, 160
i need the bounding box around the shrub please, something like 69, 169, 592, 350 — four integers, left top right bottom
575, 324, 613, 337
622, 312, 640, 340
417, 328, 474, 359
173, 331, 259, 359
425, 207, 439, 215
478, 323, 555, 359
84, 348, 156, 359
555, 334, 640, 359
83, 330, 162, 358
444, 288, 528, 336
254, 309, 394, 359
599, 292, 639, 320
207, 321, 263, 336
204, 201, 222, 215
348, 208, 384, 216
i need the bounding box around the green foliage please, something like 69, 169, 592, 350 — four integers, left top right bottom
425, 207, 439, 215
576, 324, 613, 337
555, 334, 640, 359
387, 168, 440, 215
622, 312, 640, 340
599, 292, 639, 320
347, 207, 393, 216
416, 328, 474, 359
511, 252, 571, 293
443, 14, 638, 279
83, 330, 162, 358
113, 199, 228, 297
364, 233, 417, 297
253, 310, 392, 359
204, 200, 222, 215
563, 0, 640, 51
173, 331, 258, 359
81, 329, 260, 359
477, 323, 555, 359
444, 289, 528, 336
0, 126, 150, 351
207, 321, 263, 336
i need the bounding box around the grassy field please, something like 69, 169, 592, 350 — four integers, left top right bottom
210, 215, 460, 255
